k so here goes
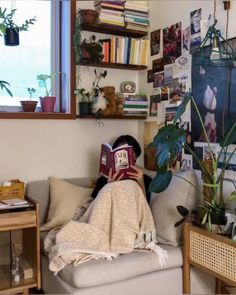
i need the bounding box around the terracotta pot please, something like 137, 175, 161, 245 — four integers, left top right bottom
40, 96, 56, 112
78, 9, 98, 24
4, 28, 19, 46
20, 101, 38, 112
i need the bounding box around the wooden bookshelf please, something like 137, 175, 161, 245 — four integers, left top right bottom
80, 22, 147, 38
77, 115, 147, 120
78, 61, 147, 70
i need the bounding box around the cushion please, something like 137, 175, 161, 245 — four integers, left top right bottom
150, 170, 198, 247
40, 177, 93, 231
58, 245, 182, 288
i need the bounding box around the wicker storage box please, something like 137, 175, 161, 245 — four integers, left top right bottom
0, 179, 25, 200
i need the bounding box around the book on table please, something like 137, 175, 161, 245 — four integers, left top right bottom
0, 198, 29, 210
99, 143, 135, 180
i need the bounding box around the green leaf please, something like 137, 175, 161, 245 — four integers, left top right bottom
151, 124, 186, 167
149, 169, 172, 193
228, 190, 236, 201
173, 92, 192, 124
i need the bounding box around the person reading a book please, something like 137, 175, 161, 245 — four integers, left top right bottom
91, 135, 152, 203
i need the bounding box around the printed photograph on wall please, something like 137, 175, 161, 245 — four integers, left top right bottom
152, 58, 164, 73
153, 72, 164, 88
150, 29, 161, 56
164, 64, 173, 85
149, 94, 161, 116
163, 22, 182, 64
192, 39, 236, 144
165, 106, 177, 123
161, 86, 169, 101
182, 26, 191, 52
169, 78, 186, 103
147, 69, 154, 83
190, 8, 201, 53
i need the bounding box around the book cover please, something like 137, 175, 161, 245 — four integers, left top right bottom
99, 143, 135, 180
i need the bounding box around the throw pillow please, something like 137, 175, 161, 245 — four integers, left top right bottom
40, 177, 93, 231
150, 170, 199, 247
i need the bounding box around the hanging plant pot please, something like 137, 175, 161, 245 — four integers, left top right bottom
79, 102, 92, 116
4, 28, 20, 46
20, 101, 38, 112
40, 96, 56, 113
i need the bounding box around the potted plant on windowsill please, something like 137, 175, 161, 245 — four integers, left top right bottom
20, 87, 38, 112
74, 88, 92, 116
0, 7, 36, 46
37, 74, 60, 113
149, 92, 236, 231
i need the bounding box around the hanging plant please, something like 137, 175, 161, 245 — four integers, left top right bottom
0, 7, 36, 46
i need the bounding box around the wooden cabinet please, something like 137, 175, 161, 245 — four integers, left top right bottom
0, 201, 40, 294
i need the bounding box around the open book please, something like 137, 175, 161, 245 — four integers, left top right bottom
99, 143, 135, 180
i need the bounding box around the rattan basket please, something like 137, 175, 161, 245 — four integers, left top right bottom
0, 179, 25, 200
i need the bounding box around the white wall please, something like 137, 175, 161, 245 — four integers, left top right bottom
1, 1, 236, 184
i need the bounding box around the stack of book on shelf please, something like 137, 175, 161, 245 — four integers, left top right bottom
124, 1, 149, 32
123, 94, 148, 117
102, 37, 149, 65
94, 1, 125, 27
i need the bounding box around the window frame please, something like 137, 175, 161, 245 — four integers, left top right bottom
0, 1, 76, 119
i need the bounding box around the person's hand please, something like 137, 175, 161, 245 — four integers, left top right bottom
107, 168, 123, 183
127, 165, 144, 182
127, 165, 146, 195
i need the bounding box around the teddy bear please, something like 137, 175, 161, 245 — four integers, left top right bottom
101, 86, 117, 116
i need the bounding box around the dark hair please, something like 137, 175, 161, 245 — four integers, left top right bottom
112, 135, 141, 158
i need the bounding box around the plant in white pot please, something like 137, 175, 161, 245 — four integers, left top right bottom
20, 87, 38, 112
0, 7, 36, 46
37, 73, 60, 113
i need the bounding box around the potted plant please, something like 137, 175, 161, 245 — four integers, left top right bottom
37, 74, 60, 113
80, 35, 104, 64
20, 87, 38, 112
74, 88, 92, 116
0, 7, 36, 46
150, 92, 236, 231
0, 80, 13, 96
78, 9, 98, 25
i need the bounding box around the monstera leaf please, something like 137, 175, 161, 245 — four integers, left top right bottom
149, 166, 172, 193
173, 92, 192, 124
151, 124, 186, 167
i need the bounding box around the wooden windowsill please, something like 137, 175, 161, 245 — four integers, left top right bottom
0, 112, 76, 119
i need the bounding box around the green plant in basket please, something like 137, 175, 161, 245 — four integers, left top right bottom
149, 92, 236, 230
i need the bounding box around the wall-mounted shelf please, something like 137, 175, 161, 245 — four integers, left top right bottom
78, 61, 147, 70
80, 23, 147, 38
77, 115, 147, 120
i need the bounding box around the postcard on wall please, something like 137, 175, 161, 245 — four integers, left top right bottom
152, 58, 164, 73
218, 151, 236, 171
150, 29, 161, 56
153, 72, 164, 88
147, 69, 154, 83
176, 121, 190, 132
165, 106, 177, 123
164, 64, 173, 85
190, 9, 201, 36
163, 22, 182, 64
161, 86, 169, 101
149, 94, 161, 117
169, 78, 186, 104
182, 26, 190, 52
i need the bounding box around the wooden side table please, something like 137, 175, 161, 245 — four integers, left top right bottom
183, 222, 236, 294
0, 199, 41, 294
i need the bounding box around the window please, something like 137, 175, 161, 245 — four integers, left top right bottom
0, 0, 76, 118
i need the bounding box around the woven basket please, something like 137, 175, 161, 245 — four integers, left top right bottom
0, 179, 25, 200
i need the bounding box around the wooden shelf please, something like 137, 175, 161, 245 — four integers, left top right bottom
80, 22, 147, 38
77, 115, 147, 120
78, 61, 147, 70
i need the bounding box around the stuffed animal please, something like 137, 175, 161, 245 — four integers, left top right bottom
91, 88, 107, 114
101, 86, 117, 116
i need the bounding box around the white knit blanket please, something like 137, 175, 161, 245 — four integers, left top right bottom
44, 180, 168, 273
